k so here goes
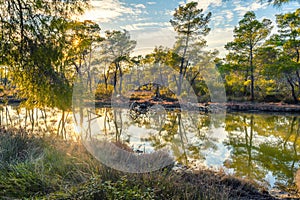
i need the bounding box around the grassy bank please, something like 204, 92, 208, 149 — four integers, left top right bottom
0, 128, 278, 199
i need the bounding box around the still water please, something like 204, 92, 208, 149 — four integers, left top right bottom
1, 105, 299, 192
90, 107, 300, 192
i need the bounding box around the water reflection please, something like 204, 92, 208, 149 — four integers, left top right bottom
93, 107, 219, 166
1, 104, 299, 191
0, 105, 75, 139
224, 113, 300, 191
94, 108, 300, 191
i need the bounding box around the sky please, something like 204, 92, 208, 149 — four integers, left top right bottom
77, 0, 300, 57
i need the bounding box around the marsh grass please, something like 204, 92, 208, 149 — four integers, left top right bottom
0, 128, 97, 198
0, 127, 277, 199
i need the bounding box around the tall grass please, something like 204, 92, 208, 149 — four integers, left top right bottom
0, 128, 97, 198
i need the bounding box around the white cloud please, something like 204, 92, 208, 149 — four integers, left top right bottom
165, 9, 175, 16
224, 10, 234, 21
188, 0, 222, 11
120, 22, 170, 31
234, 0, 268, 16
210, 9, 234, 27
179, 1, 185, 6
131, 28, 176, 56
280, 5, 299, 11
269, 21, 278, 38
78, 0, 134, 22
134, 4, 146, 9
147, 1, 156, 5
204, 27, 234, 58
211, 15, 225, 27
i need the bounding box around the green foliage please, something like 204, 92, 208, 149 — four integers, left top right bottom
170, 2, 212, 96
0, 85, 4, 93
0, 129, 49, 198
0, 129, 44, 163
223, 0, 295, 7
260, 8, 300, 102
99, 30, 136, 95
0, 126, 281, 199
267, 0, 298, 7
256, 78, 277, 96
0, 162, 53, 198
0, 0, 102, 110
225, 11, 272, 101
224, 114, 300, 193
225, 73, 247, 97
69, 175, 155, 200
170, 2, 211, 36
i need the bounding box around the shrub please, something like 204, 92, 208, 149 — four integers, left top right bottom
95, 83, 114, 99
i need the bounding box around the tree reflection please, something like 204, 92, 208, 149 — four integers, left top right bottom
92, 108, 300, 191
224, 114, 263, 180
95, 107, 217, 165
3, 103, 299, 190
224, 113, 300, 190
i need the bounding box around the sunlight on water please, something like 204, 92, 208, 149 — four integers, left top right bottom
1, 105, 79, 141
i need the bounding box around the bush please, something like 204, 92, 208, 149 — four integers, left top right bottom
67, 175, 155, 200
95, 83, 114, 99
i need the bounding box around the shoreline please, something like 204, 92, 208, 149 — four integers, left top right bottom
2, 97, 300, 113
93, 99, 300, 113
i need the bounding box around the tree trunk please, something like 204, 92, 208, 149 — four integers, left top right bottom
155, 84, 160, 98
104, 72, 108, 90
177, 32, 190, 96
250, 46, 254, 101
189, 71, 199, 94
244, 70, 249, 96
113, 64, 117, 94
287, 77, 298, 103
118, 64, 123, 94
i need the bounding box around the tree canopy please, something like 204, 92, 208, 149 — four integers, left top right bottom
170, 1, 211, 95
225, 11, 272, 101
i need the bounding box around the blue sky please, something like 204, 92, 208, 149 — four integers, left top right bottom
77, 0, 300, 57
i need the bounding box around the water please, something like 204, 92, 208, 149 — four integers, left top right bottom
91, 107, 300, 191
2, 105, 300, 192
